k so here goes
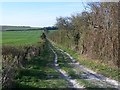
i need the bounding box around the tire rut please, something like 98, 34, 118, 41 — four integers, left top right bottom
56, 46, 119, 89
50, 46, 84, 88
48, 42, 119, 89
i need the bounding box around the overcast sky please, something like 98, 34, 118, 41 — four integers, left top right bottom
1, 2, 88, 27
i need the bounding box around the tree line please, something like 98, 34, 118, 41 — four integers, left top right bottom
49, 2, 119, 67
1, 25, 58, 31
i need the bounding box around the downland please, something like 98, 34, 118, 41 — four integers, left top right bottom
2, 2, 120, 89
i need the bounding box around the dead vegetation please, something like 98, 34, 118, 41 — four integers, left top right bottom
2, 44, 44, 88
49, 2, 119, 67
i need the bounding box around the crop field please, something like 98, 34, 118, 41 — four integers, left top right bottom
2, 30, 43, 46
1, 2, 119, 89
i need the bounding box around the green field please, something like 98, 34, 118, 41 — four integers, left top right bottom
2, 30, 43, 46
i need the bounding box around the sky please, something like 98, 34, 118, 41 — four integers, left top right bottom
1, 2, 88, 27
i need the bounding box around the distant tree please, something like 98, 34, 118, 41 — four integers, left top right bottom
44, 27, 49, 35
56, 16, 73, 30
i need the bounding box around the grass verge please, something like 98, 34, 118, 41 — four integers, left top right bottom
52, 45, 100, 88
51, 41, 120, 82
13, 42, 69, 88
